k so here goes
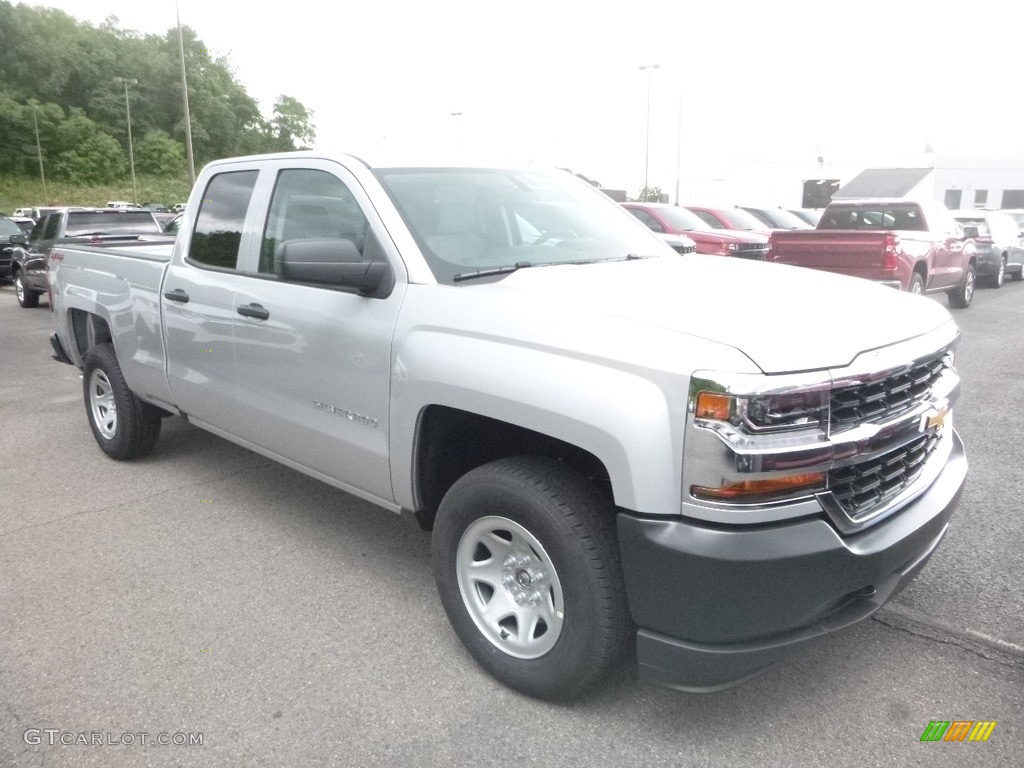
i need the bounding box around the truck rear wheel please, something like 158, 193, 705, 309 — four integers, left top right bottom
948, 263, 975, 308
83, 343, 162, 460
431, 457, 630, 700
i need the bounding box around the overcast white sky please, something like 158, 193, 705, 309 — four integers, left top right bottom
20, 0, 1024, 195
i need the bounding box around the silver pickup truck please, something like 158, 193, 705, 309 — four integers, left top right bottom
49, 152, 967, 700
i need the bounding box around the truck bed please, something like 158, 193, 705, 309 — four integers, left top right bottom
769, 229, 889, 270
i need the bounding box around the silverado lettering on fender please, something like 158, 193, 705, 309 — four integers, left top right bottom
48, 152, 967, 700
767, 199, 978, 307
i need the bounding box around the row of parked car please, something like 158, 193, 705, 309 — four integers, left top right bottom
1, 206, 177, 307
622, 201, 1024, 294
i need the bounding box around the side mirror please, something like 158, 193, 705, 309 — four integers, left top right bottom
961, 225, 979, 239
10, 233, 26, 245
276, 237, 390, 296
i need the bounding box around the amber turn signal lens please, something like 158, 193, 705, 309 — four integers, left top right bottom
691, 472, 825, 501
695, 392, 734, 421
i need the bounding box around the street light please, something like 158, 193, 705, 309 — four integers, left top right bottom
115, 77, 139, 204
31, 104, 48, 203
639, 64, 660, 197
176, 0, 196, 186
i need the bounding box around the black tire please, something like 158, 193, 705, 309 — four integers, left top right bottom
13, 271, 40, 308
432, 457, 631, 701
82, 343, 162, 460
986, 255, 1007, 288
1013, 265, 1024, 282
948, 262, 976, 309
908, 272, 925, 295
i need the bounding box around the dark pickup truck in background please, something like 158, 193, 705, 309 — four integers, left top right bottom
767, 199, 978, 308
11, 207, 164, 308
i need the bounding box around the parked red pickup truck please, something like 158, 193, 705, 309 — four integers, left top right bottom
767, 199, 978, 308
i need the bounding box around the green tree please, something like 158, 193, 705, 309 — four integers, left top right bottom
271, 95, 316, 150
135, 130, 185, 176
50, 109, 127, 183
637, 185, 665, 203
0, 2, 318, 178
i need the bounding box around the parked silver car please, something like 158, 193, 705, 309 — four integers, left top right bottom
952, 211, 1024, 286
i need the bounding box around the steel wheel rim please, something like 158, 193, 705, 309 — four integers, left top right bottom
88, 369, 117, 439
911, 278, 923, 295
997, 258, 1005, 286
965, 269, 975, 302
456, 515, 564, 659
14, 275, 24, 302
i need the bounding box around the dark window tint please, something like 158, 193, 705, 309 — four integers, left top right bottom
260, 169, 369, 274
1001, 190, 1024, 208
64, 211, 161, 236
629, 208, 663, 231
944, 189, 962, 209
974, 190, 988, 208
0, 218, 21, 236
692, 210, 721, 228
41, 214, 61, 241
819, 205, 925, 231
188, 170, 258, 269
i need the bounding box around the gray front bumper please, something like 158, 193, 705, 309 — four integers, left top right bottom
617, 430, 967, 692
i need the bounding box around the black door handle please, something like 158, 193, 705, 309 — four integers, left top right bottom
236, 303, 270, 320
163, 288, 190, 303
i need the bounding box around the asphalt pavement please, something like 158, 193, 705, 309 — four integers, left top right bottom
1, 279, 1021, 768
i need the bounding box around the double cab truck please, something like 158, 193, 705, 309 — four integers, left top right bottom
48, 152, 967, 700
767, 199, 978, 307
12, 207, 164, 308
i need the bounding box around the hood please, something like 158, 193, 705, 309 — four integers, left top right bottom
474, 255, 954, 374
686, 229, 768, 244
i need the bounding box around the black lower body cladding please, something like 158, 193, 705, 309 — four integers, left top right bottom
617, 430, 967, 692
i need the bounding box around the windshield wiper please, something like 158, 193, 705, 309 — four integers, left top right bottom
453, 254, 655, 282
454, 261, 537, 282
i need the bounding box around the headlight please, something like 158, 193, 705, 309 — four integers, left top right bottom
694, 389, 828, 433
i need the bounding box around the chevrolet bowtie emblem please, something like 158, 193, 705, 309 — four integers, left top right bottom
921, 404, 949, 432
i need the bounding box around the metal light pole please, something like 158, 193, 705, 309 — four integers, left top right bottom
177, 0, 196, 186
32, 106, 48, 203
115, 77, 139, 204
674, 92, 682, 205
639, 64, 660, 197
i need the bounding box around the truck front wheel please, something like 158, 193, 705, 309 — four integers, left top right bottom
13, 272, 39, 308
82, 343, 162, 460
431, 457, 631, 700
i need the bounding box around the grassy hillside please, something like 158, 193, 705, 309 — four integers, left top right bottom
1, 174, 192, 214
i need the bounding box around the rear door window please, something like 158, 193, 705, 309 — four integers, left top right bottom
187, 170, 259, 270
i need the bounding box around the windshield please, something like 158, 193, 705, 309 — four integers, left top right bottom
655, 206, 711, 231
373, 167, 669, 284
745, 207, 811, 229
717, 208, 766, 230
0, 218, 22, 236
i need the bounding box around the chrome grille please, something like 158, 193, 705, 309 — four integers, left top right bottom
830, 354, 947, 431
732, 245, 769, 261
828, 432, 941, 521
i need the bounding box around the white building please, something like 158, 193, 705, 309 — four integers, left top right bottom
669, 152, 1024, 211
